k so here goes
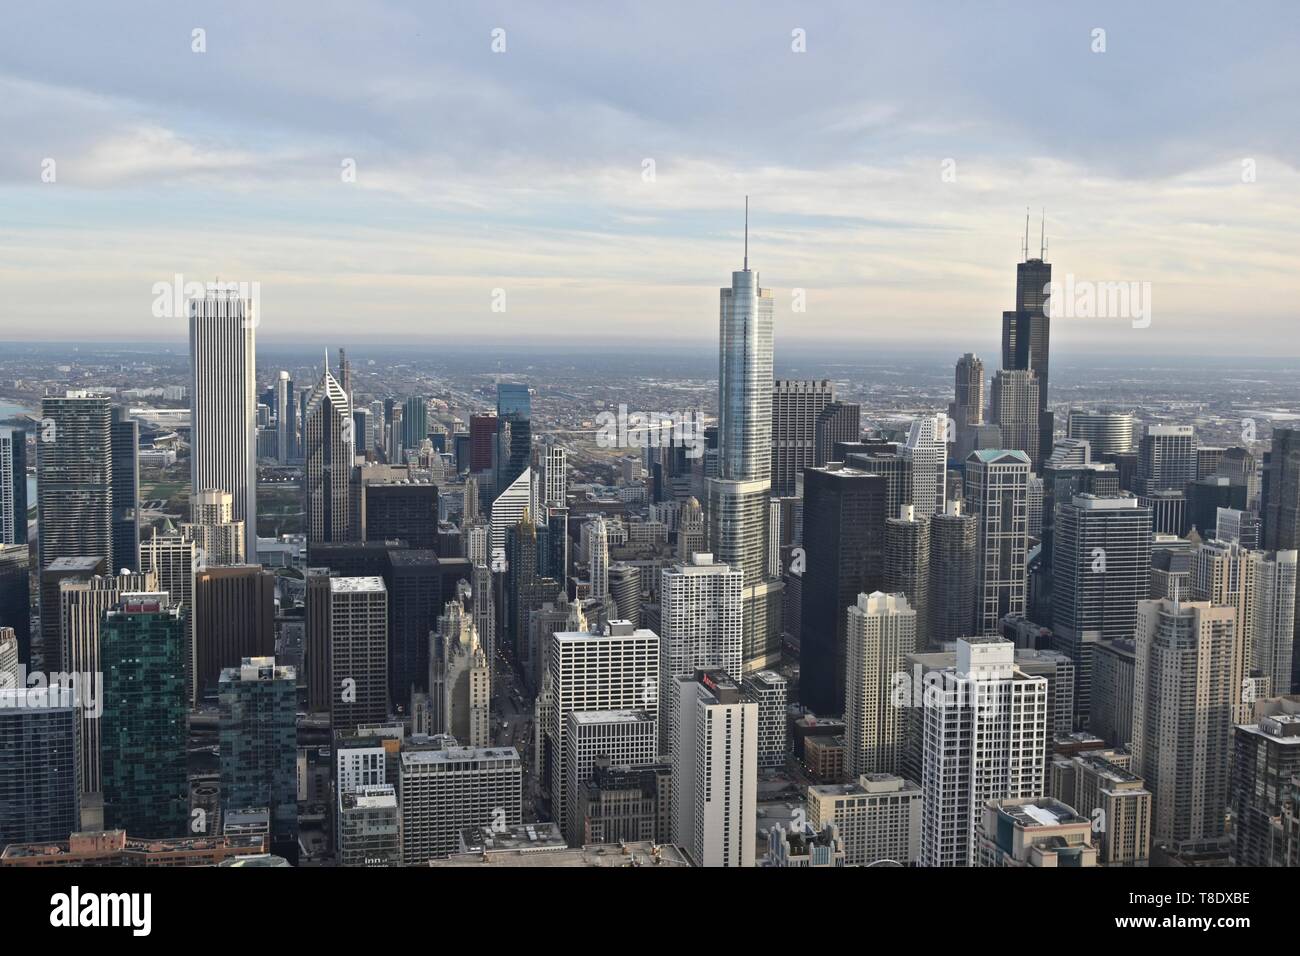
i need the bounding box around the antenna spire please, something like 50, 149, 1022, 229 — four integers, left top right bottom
1023, 206, 1030, 261
1039, 207, 1046, 259
744, 195, 749, 271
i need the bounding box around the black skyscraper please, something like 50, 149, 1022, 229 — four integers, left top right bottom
1001, 216, 1052, 471
799, 464, 887, 715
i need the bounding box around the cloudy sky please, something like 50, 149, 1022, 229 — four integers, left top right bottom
0, 1, 1296, 356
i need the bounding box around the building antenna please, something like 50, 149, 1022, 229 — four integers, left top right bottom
744, 195, 749, 271
1039, 207, 1046, 259
1022, 206, 1030, 261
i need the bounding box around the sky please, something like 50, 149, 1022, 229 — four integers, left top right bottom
0, 1, 1297, 357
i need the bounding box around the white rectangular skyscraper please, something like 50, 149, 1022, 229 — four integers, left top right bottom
189, 289, 258, 562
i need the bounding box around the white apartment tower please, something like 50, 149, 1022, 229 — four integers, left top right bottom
546, 622, 660, 836
845, 591, 917, 777
658, 553, 744, 752
904, 413, 950, 517
920, 637, 1049, 866
1132, 598, 1237, 847
965, 449, 1031, 635
671, 669, 758, 867
189, 289, 258, 562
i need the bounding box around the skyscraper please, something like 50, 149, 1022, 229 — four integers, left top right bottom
0, 685, 80, 849
100, 592, 189, 837
844, 591, 916, 777
1132, 599, 1236, 848
183, 488, 246, 567
1001, 224, 1052, 473
949, 353, 985, 459
708, 208, 782, 672
37, 391, 114, 583
543, 444, 568, 507
814, 402, 861, 468
547, 622, 660, 837
304, 355, 356, 549
990, 370, 1041, 470
496, 383, 531, 492
275, 370, 294, 464
110, 406, 139, 572
884, 505, 929, 648
189, 290, 258, 562
0, 426, 27, 547
903, 414, 949, 517
1051, 494, 1153, 726
919, 637, 1048, 867
194, 565, 275, 703
141, 527, 199, 705
771, 380, 833, 498
1137, 424, 1198, 496
1067, 409, 1136, 457
964, 450, 1031, 635
800, 464, 888, 714
59, 569, 155, 793
658, 553, 743, 752
1263, 426, 1300, 693
1230, 700, 1300, 867
928, 500, 978, 646
328, 577, 390, 733
219, 656, 298, 857
670, 668, 757, 867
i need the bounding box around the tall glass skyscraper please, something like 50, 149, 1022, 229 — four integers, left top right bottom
496, 383, 531, 492
100, 592, 189, 837
708, 208, 783, 671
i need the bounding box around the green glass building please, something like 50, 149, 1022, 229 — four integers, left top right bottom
100, 593, 189, 837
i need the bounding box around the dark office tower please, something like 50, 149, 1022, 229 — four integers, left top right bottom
929, 501, 978, 646
608, 562, 641, 628
884, 505, 930, 648
1138, 489, 1187, 537
541, 508, 570, 582
304, 356, 356, 550
496, 384, 531, 492
845, 451, 913, 522
948, 354, 985, 460
469, 413, 497, 474
305, 569, 332, 712
505, 513, 540, 659
100, 593, 188, 837
1136, 424, 1197, 496
1002, 220, 1053, 470
385, 550, 443, 707
0, 685, 80, 848
38, 391, 114, 577
401, 396, 428, 452
39, 556, 105, 675
965, 449, 1031, 635
0, 427, 26, 547
1051, 494, 1153, 728
109, 407, 140, 573
219, 656, 299, 859
364, 481, 438, 551
990, 369, 1041, 471
192, 565, 275, 703
771, 380, 833, 498
814, 402, 862, 467
0, 546, 30, 667
1230, 703, 1300, 866
1263, 428, 1300, 551
1186, 476, 1247, 538
1215, 446, 1259, 507
800, 465, 888, 714
453, 433, 472, 473
328, 577, 389, 733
